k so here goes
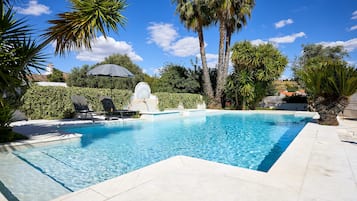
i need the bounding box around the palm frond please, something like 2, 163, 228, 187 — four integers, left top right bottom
43, 0, 127, 55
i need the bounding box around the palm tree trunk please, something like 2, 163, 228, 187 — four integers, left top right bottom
197, 26, 214, 100
315, 96, 349, 126
242, 97, 246, 110
221, 31, 232, 102
214, 22, 226, 108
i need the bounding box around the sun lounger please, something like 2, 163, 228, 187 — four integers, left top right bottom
71, 95, 94, 120
100, 96, 138, 120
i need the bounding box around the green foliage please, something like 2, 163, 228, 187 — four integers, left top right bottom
273, 80, 300, 94
295, 45, 357, 125
0, 102, 13, 128
20, 85, 133, 119
44, 0, 127, 55
47, 68, 65, 82
1, 3, 45, 131
292, 44, 348, 81
295, 45, 356, 100
173, 0, 255, 106
227, 41, 287, 109
67, 54, 146, 90
0, 4, 45, 107
298, 61, 357, 100
154, 92, 204, 110
20, 86, 204, 119
155, 64, 201, 93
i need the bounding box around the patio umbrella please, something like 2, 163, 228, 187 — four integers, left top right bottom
87, 64, 134, 97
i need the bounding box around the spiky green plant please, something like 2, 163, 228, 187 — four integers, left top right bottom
298, 60, 357, 125
43, 0, 127, 55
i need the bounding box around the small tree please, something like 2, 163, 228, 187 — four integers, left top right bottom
294, 44, 357, 125
156, 64, 201, 93
47, 68, 65, 82
227, 41, 287, 109
297, 60, 357, 125
67, 54, 147, 90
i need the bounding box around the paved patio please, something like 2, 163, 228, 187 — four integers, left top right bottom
1, 113, 357, 201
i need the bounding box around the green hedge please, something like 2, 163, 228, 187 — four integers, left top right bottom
154, 92, 204, 110
20, 86, 132, 119
20, 86, 204, 120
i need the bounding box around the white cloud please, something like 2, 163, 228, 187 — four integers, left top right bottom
194, 53, 231, 69
350, 25, 357, 31
170, 37, 200, 57
250, 39, 268, 46
269, 32, 306, 44
274, 19, 294, 28
352, 10, 357, 20
14, 0, 51, 16
147, 23, 178, 51
76, 36, 143, 62
318, 38, 357, 52
147, 22, 202, 57
206, 53, 219, 68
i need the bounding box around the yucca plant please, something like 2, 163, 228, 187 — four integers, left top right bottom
43, 0, 127, 55
1, 2, 45, 139
299, 60, 357, 125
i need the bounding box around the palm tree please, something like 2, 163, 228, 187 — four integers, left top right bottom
1, 0, 128, 138
298, 60, 357, 125
1, 2, 45, 134
173, 0, 214, 100
43, 0, 127, 55
210, 0, 255, 107
0, 3, 45, 106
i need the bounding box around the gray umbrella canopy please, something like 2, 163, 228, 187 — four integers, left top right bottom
87, 64, 134, 97
87, 64, 134, 77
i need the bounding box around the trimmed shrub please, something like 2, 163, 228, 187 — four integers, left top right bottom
154, 92, 204, 110
20, 86, 132, 119
20, 86, 205, 119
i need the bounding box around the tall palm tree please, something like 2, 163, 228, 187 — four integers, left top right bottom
210, 0, 255, 107
173, 0, 214, 100
43, 0, 127, 55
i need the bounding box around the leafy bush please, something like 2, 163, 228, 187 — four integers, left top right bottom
47, 68, 65, 82
154, 92, 204, 110
20, 86, 205, 119
20, 85, 133, 119
66, 55, 146, 90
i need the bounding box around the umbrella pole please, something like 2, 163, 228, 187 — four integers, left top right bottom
111, 77, 113, 98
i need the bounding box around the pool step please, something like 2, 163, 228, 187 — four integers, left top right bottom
0, 153, 70, 201
13, 150, 95, 192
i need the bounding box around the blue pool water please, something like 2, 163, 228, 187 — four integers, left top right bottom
13, 112, 311, 192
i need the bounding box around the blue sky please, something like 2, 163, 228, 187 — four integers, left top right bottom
13, 0, 357, 78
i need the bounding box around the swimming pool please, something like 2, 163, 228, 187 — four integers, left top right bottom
1, 112, 311, 200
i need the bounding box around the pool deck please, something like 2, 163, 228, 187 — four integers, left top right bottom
1, 111, 357, 201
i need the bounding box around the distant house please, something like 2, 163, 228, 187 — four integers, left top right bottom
27, 64, 68, 87
279, 89, 306, 97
